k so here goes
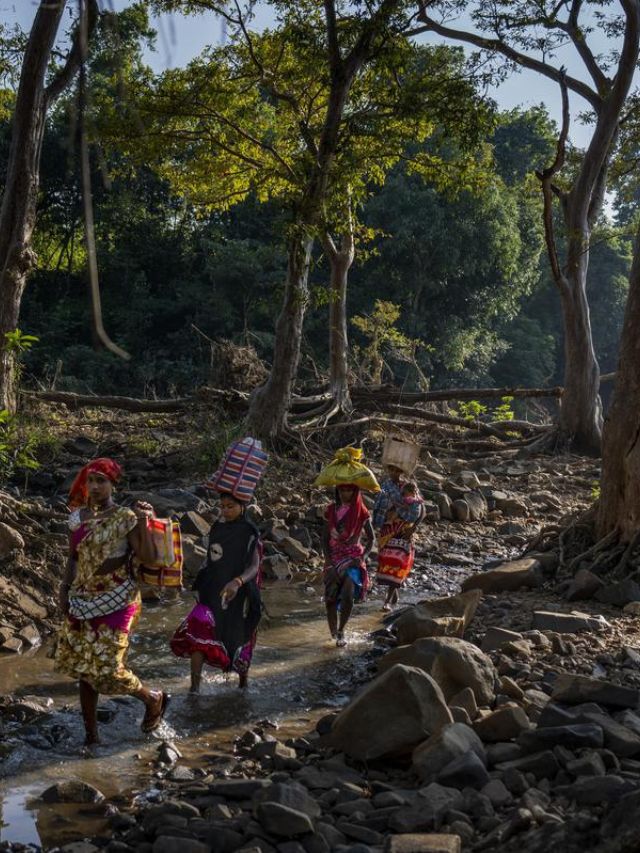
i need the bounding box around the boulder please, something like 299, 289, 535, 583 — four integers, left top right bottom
0, 636, 23, 654
179, 511, 210, 537
412, 722, 486, 783
465, 491, 487, 521
279, 536, 310, 563
255, 802, 314, 837
472, 706, 530, 743
0, 522, 24, 557
452, 500, 470, 523
555, 775, 635, 805
461, 558, 542, 594
327, 664, 452, 760
389, 784, 462, 833
434, 493, 453, 521
495, 497, 529, 517
448, 686, 478, 719
517, 724, 604, 753
385, 835, 461, 853
262, 554, 292, 580
379, 636, 496, 705
565, 569, 604, 602
16, 624, 41, 647
393, 590, 481, 645
453, 471, 481, 488
551, 674, 640, 709
180, 536, 207, 576
41, 781, 105, 804
595, 578, 640, 607
533, 610, 610, 633
437, 750, 490, 790
495, 750, 560, 781
481, 627, 524, 653
254, 782, 320, 819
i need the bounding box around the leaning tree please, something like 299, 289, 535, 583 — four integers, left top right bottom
412, 0, 640, 454
0, 0, 100, 412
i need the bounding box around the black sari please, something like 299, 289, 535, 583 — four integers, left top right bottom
192, 517, 262, 665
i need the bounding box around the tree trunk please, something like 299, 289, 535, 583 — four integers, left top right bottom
328, 251, 352, 411
323, 226, 355, 413
245, 233, 313, 439
557, 224, 602, 455
0, 0, 96, 412
597, 222, 640, 541
0, 2, 65, 411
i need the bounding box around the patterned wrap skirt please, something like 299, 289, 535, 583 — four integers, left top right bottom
170, 603, 256, 675
54, 596, 142, 694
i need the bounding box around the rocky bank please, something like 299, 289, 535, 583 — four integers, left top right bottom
3, 403, 640, 852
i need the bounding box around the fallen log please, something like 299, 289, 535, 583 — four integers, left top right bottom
350, 385, 563, 404
355, 403, 512, 441
24, 390, 193, 412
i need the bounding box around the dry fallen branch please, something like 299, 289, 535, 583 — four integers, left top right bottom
24, 390, 193, 412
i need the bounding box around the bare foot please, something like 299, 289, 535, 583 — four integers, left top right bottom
336, 632, 347, 647
238, 672, 248, 689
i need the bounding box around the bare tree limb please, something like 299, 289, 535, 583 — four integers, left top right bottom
536, 72, 571, 298
413, 2, 601, 110
45, 0, 98, 103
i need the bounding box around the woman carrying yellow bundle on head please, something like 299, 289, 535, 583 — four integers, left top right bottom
315, 448, 380, 647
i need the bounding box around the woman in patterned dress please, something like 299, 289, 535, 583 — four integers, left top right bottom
54, 458, 170, 746
322, 484, 375, 647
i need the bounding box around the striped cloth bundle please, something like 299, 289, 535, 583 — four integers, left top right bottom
206, 436, 268, 501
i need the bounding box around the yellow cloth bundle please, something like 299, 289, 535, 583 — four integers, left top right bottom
314, 446, 381, 492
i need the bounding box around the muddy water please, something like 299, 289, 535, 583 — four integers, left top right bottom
0, 581, 388, 849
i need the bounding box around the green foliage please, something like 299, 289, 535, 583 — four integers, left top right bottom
351, 300, 424, 384
453, 400, 488, 422
0, 410, 40, 483
492, 396, 515, 421
451, 395, 514, 423
591, 480, 601, 501
4, 330, 38, 355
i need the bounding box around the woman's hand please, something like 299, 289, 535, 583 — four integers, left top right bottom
220, 578, 242, 605
133, 501, 155, 522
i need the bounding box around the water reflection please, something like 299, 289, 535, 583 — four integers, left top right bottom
0, 581, 383, 848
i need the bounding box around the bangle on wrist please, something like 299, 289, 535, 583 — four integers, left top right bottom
235, 577, 244, 588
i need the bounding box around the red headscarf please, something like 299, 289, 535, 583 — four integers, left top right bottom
326, 485, 370, 544
68, 458, 122, 509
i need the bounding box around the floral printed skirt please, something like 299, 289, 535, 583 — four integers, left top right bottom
54, 597, 142, 694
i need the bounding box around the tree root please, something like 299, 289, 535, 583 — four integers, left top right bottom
525, 524, 562, 554
567, 527, 619, 574
610, 529, 640, 578
517, 427, 561, 457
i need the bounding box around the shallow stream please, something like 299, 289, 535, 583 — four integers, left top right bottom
0, 581, 386, 849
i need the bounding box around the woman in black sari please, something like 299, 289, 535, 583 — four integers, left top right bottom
170, 494, 262, 691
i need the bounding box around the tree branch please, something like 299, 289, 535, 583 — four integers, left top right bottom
324, 0, 342, 74
558, 0, 609, 95
536, 72, 571, 298
414, 3, 602, 110
45, 0, 99, 103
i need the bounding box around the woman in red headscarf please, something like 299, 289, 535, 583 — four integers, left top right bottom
322, 484, 374, 647
54, 458, 170, 747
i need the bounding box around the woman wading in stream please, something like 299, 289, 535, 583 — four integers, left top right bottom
170, 493, 262, 691
322, 484, 375, 647
55, 458, 170, 747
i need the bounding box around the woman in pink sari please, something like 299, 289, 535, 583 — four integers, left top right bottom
322, 484, 374, 647
55, 458, 170, 747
